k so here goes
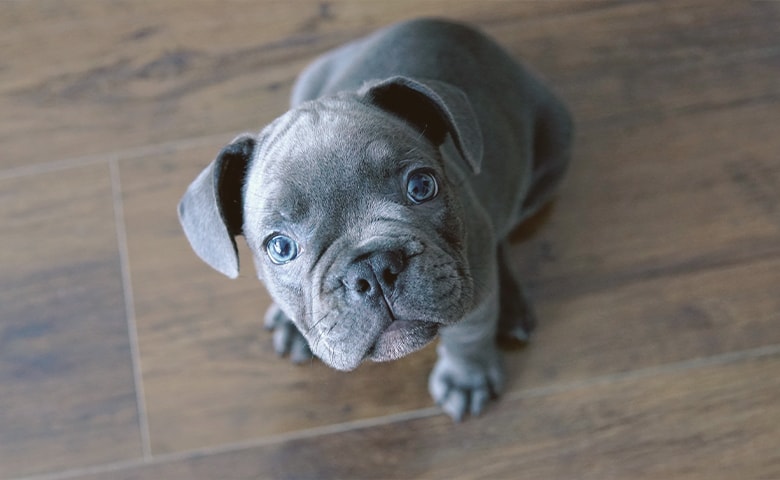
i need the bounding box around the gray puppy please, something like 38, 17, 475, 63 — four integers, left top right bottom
179, 18, 572, 420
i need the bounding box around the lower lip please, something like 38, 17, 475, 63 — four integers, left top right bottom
367, 320, 440, 361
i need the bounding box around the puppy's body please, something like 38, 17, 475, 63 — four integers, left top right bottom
179, 19, 572, 420
292, 19, 569, 233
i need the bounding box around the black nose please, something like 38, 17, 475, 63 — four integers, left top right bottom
344, 250, 405, 299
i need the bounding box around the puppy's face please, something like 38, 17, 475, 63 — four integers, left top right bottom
243, 96, 474, 370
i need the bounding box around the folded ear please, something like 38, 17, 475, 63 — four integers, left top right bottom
359, 76, 483, 173
177, 134, 256, 278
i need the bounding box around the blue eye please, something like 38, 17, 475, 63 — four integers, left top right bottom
265, 234, 300, 264
406, 170, 438, 204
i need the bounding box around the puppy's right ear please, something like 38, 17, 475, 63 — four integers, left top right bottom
178, 134, 256, 279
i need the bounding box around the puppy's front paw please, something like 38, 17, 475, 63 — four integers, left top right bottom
263, 304, 313, 364
428, 347, 505, 422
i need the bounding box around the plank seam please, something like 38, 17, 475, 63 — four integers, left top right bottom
109, 158, 153, 461
0, 132, 236, 181
13, 342, 780, 480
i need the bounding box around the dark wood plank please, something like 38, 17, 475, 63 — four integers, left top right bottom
0, 166, 141, 478
511, 100, 780, 299
84, 350, 780, 480
504, 0, 780, 120
517, 254, 780, 387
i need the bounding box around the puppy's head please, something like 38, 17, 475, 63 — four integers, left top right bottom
179, 77, 483, 370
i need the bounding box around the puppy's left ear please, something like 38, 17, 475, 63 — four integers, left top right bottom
177, 134, 256, 279
359, 76, 483, 174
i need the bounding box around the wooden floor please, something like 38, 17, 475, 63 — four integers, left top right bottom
1, 1, 779, 479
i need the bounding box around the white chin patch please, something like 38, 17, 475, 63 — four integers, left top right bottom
368, 320, 440, 362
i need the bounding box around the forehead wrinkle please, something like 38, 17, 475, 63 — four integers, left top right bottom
362, 138, 401, 180
259, 181, 311, 226
263, 104, 321, 153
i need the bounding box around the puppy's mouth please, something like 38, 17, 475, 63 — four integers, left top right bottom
367, 319, 440, 362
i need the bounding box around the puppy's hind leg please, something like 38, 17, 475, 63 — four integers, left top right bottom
518, 90, 573, 222
495, 90, 572, 344
497, 243, 537, 344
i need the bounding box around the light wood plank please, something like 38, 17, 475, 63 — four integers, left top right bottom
83, 350, 780, 480
0, 166, 141, 478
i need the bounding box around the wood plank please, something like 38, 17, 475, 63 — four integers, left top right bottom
518, 254, 780, 386
83, 349, 780, 480
1, 0, 776, 171
0, 166, 141, 478
511, 99, 780, 299
503, 0, 780, 122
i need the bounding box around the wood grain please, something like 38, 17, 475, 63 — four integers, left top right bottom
83, 350, 780, 480
511, 99, 780, 299
3, 1, 775, 171
1, 0, 778, 478
0, 166, 141, 478
504, 0, 780, 297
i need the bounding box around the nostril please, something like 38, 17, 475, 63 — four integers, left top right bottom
382, 268, 398, 287
354, 278, 372, 294
373, 250, 404, 275
343, 261, 377, 297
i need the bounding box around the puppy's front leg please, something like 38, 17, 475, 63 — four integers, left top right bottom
264, 303, 314, 364
429, 266, 503, 421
